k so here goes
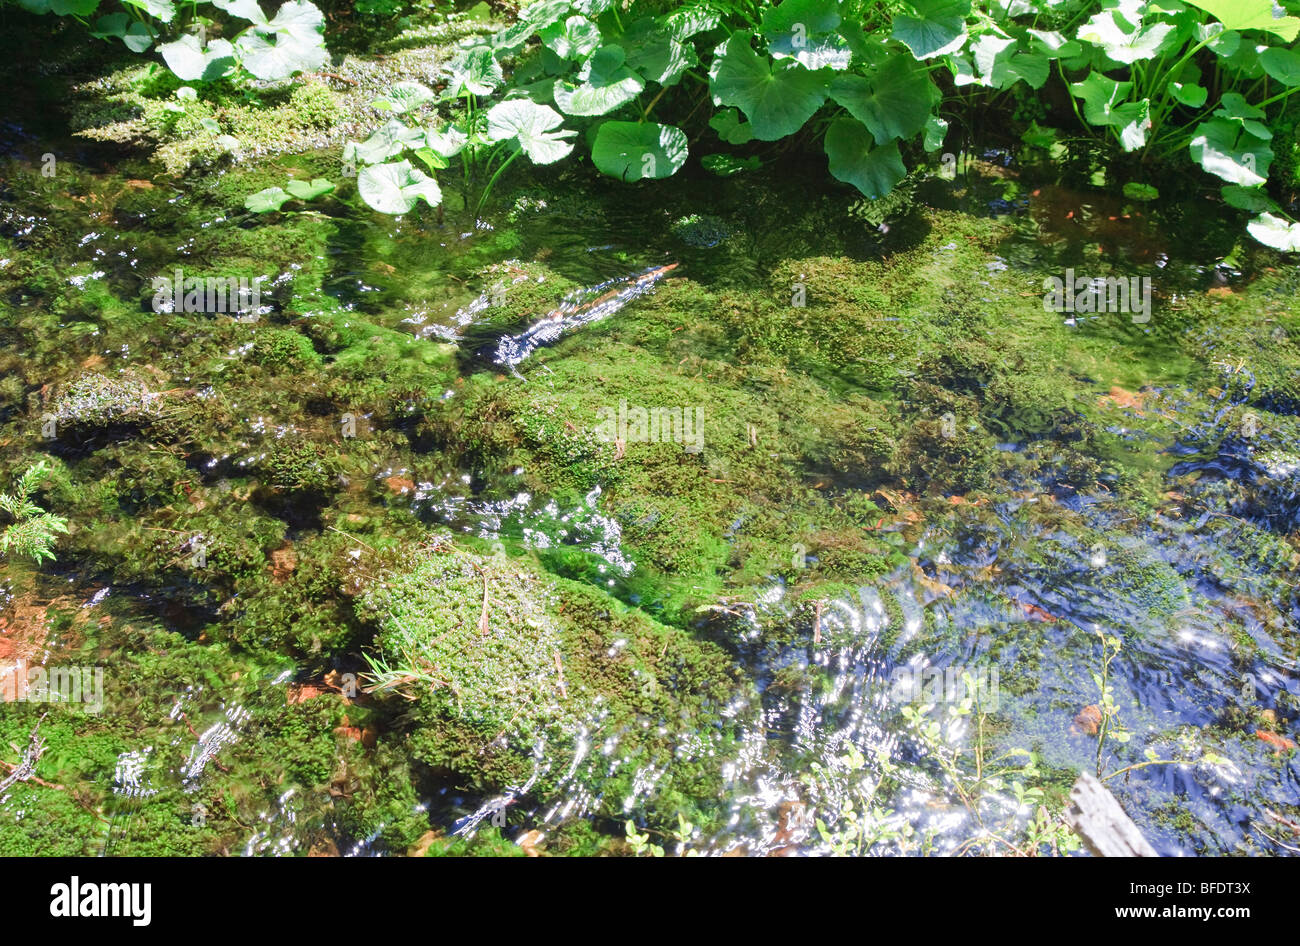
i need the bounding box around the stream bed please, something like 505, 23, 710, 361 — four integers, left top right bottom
1, 88, 1299, 856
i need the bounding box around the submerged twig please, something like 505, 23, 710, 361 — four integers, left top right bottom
554, 650, 567, 699
478, 572, 491, 636
0, 715, 49, 793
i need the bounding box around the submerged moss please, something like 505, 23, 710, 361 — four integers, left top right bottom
357, 542, 755, 826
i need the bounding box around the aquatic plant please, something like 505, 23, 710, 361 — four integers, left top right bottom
1085, 630, 1231, 783
801, 694, 1084, 857
245, 176, 336, 212
897, 679, 1085, 857
350, 0, 1300, 249
0, 460, 70, 564
341, 50, 581, 214
7, 0, 330, 84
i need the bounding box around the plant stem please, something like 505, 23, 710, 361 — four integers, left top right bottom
475, 147, 521, 216
641, 85, 669, 122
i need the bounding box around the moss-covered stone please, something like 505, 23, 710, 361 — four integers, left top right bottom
357, 542, 755, 826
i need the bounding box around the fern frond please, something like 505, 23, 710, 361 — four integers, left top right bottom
0, 493, 40, 521
0, 513, 68, 563
12, 460, 52, 502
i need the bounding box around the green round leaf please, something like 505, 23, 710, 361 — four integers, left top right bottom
159, 35, 204, 79
1069, 71, 1152, 150
1261, 47, 1300, 86
285, 178, 335, 201
1247, 211, 1300, 250
448, 46, 503, 97
1182, 0, 1300, 42
759, 0, 839, 38
824, 116, 907, 198
159, 35, 236, 81
624, 18, 699, 86
891, 0, 970, 59
346, 118, 426, 166
1169, 80, 1208, 108
411, 148, 448, 173
591, 121, 688, 181
375, 81, 435, 114
121, 22, 154, 53
829, 56, 935, 144
236, 31, 327, 80
923, 114, 949, 152
426, 123, 469, 158
265, 0, 326, 43
760, 0, 851, 70
90, 12, 128, 37
245, 186, 292, 213
662, 4, 721, 39
213, 0, 267, 25
1190, 117, 1272, 185
491, 0, 571, 52
357, 160, 442, 214
971, 33, 1049, 88
554, 72, 644, 116
1077, 10, 1177, 65
708, 32, 828, 141
235, 2, 327, 81
1221, 184, 1279, 212
485, 99, 576, 164
539, 15, 601, 60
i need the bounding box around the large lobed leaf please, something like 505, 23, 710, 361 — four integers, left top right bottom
892, 0, 971, 59
1182, 0, 1300, 41
1190, 117, 1272, 185
829, 55, 936, 144
235, 0, 328, 81
1247, 212, 1300, 250
759, 0, 851, 70
709, 32, 828, 141
448, 46, 504, 97
357, 160, 442, 214
823, 117, 907, 199
486, 99, 577, 164
158, 35, 237, 82
554, 44, 645, 116
591, 121, 688, 181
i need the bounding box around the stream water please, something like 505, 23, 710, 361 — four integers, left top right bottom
2, 92, 1299, 856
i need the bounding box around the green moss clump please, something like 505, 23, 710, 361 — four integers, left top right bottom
846, 170, 920, 226
1101, 544, 1192, 619
68, 70, 348, 174
359, 546, 570, 739
251, 329, 322, 370
671, 213, 733, 248
260, 438, 335, 494
891, 414, 999, 494
50, 371, 165, 430
358, 543, 754, 827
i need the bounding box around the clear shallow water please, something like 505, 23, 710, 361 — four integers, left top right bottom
2, 120, 1298, 855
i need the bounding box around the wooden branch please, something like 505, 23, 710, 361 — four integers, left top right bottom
1064, 771, 1158, 857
